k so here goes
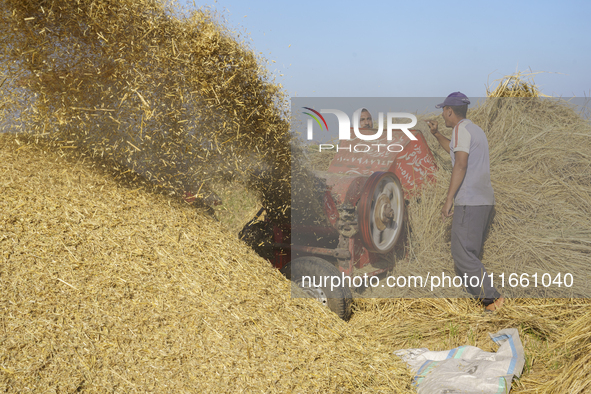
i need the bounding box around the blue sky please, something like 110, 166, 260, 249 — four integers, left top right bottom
181, 0, 591, 99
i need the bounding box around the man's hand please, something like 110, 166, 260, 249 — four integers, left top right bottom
441, 198, 454, 220
427, 119, 451, 154
426, 120, 439, 136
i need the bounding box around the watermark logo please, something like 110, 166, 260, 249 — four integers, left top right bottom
304, 107, 418, 141
302, 107, 329, 139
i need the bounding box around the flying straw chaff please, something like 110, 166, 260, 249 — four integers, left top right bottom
0, 0, 293, 219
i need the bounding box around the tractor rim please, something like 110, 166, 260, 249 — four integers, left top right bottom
295, 280, 328, 306
358, 172, 404, 253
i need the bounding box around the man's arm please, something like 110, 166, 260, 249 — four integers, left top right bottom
441, 151, 468, 218
426, 120, 451, 154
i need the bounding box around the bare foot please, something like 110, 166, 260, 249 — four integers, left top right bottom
485, 297, 504, 312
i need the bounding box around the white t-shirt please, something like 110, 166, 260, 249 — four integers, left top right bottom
449, 119, 495, 206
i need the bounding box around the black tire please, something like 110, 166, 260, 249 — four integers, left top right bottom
281, 256, 352, 321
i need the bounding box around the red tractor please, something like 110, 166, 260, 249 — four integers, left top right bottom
240, 128, 437, 320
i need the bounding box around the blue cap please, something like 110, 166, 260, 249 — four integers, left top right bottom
435, 92, 471, 108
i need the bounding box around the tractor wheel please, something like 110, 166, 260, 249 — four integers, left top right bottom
281, 256, 352, 321
358, 171, 405, 253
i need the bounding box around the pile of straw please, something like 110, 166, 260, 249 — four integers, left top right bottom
388, 95, 591, 299
0, 134, 413, 392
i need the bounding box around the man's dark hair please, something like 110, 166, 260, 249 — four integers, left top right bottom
448, 104, 468, 118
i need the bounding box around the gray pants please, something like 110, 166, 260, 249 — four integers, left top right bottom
451, 205, 501, 304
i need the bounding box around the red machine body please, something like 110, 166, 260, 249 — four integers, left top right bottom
326, 129, 437, 196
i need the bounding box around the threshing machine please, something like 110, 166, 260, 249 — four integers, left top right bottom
240, 128, 437, 320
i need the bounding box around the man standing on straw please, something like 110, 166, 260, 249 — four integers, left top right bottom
427, 92, 504, 311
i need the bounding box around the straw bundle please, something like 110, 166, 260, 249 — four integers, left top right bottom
0, 134, 414, 392
486, 71, 549, 98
